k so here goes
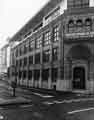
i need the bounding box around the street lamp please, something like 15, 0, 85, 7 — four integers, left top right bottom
10, 65, 17, 97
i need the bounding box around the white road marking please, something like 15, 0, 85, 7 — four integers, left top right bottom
20, 104, 33, 108
43, 98, 94, 105
43, 102, 54, 105
33, 92, 53, 98
68, 108, 94, 114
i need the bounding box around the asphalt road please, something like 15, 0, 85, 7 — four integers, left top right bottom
1, 80, 94, 120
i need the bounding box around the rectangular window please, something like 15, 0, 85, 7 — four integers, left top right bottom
52, 68, 58, 82
42, 69, 49, 81
34, 70, 40, 81
29, 56, 33, 65
24, 57, 27, 66
43, 50, 50, 63
52, 47, 58, 61
35, 36, 42, 49
16, 48, 18, 57
53, 25, 59, 42
24, 41, 29, 53
19, 59, 22, 67
35, 53, 40, 64
29, 39, 35, 51
28, 70, 32, 80
67, 0, 74, 8
23, 70, 27, 80
43, 31, 51, 46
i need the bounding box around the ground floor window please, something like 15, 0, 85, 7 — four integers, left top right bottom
28, 70, 32, 80
23, 70, 27, 80
52, 68, 58, 82
34, 70, 40, 81
42, 69, 49, 81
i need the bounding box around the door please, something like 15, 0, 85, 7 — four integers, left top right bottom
73, 67, 85, 89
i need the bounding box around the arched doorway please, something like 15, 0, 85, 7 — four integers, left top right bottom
73, 67, 85, 90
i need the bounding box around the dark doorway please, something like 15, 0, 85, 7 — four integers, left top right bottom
73, 67, 85, 89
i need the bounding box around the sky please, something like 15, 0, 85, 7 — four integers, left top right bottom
0, 0, 94, 48
0, 0, 49, 48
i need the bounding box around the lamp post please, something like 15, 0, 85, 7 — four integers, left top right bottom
11, 65, 17, 97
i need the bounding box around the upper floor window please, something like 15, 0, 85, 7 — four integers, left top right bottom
29, 56, 33, 65
16, 48, 18, 57
19, 45, 24, 56
19, 59, 22, 67
52, 47, 58, 61
53, 25, 59, 42
43, 50, 50, 63
68, 20, 74, 33
85, 18, 92, 31
24, 57, 27, 66
29, 39, 35, 51
35, 36, 42, 49
76, 19, 83, 32
43, 31, 51, 46
35, 53, 40, 64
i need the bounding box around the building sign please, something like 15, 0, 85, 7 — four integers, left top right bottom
65, 32, 94, 39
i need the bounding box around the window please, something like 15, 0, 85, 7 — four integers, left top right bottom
24, 57, 27, 66
82, 0, 89, 7
68, 20, 74, 33
35, 36, 42, 49
19, 59, 22, 67
34, 70, 40, 81
85, 18, 92, 31
43, 50, 50, 63
42, 69, 49, 81
24, 41, 29, 53
67, 0, 89, 9
53, 25, 59, 42
52, 47, 58, 61
28, 70, 32, 80
19, 45, 24, 56
67, 0, 74, 8
19, 70, 22, 79
76, 19, 83, 32
52, 68, 58, 82
35, 53, 40, 64
16, 48, 18, 57
29, 39, 35, 51
29, 56, 33, 65
23, 70, 27, 80
43, 31, 51, 46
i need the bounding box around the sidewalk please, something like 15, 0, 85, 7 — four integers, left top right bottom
0, 96, 31, 106
17, 85, 94, 99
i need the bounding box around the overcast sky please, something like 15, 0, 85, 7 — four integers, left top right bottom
0, 0, 94, 48
0, 0, 49, 48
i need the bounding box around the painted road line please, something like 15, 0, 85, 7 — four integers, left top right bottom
33, 92, 53, 98
20, 104, 33, 108
43, 101, 55, 105
68, 108, 94, 114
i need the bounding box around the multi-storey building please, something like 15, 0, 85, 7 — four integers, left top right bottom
10, 0, 94, 93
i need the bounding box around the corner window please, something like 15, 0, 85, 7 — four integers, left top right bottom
53, 25, 59, 42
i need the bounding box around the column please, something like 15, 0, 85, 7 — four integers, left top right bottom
87, 59, 94, 93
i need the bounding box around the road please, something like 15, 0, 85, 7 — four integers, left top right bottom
0, 80, 94, 119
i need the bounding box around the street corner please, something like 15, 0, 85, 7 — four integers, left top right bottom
0, 96, 32, 107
